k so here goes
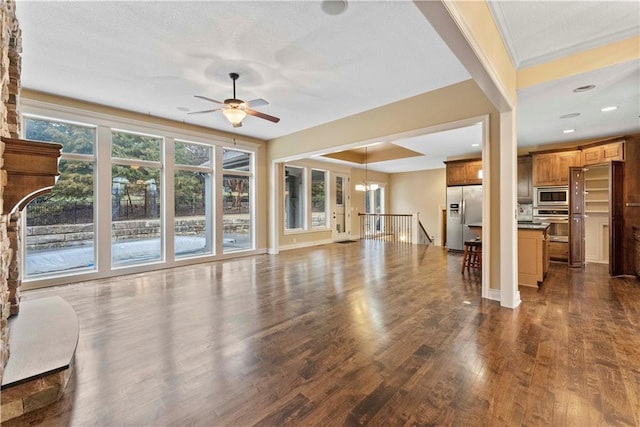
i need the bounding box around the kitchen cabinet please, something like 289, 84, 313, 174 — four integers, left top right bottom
549, 241, 569, 261
582, 141, 624, 166
445, 159, 482, 186
532, 150, 582, 186
518, 155, 533, 203
569, 167, 586, 268
634, 226, 640, 278
518, 225, 550, 287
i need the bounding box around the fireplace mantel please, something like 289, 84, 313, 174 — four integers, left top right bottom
1, 137, 63, 214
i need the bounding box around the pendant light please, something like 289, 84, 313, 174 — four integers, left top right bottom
355, 146, 379, 191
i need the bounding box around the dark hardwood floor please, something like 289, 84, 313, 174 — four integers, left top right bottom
4, 241, 640, 426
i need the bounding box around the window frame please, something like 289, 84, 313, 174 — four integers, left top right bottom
221, 147, 255, 253
21, 114, 98, 279
283, 165, 307, 232
310, 168, 330, 230
18, 98, 261, 289
173, 140, 215, 259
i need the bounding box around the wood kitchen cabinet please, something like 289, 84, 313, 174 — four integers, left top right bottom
518, 155, 533, 203
582, 141, 624, 165
532, 150, 582, 186
445, 159, 482, 186
518, 225, 550, 287
569, 167, 586, 268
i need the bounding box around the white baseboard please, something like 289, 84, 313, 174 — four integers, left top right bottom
279, 238, 334, 252
487, 288, 501, 301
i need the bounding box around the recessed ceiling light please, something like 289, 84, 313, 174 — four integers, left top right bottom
573, 84, 595, 93
563, 129, 576, 134
321, 0, 348, 15
471, 143, 480, 147
601, 106, 619, 112
560, 113, 580, 119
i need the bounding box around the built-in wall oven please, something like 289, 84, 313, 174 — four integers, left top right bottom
533, 207, 569, 242
534, 186, 570, 243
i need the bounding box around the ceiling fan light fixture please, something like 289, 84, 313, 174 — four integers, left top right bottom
222, 107, 247, 126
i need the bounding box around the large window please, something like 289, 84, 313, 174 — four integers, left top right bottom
23, 117, 96, 277
222, 149, 253, 252
111, 131, 163, 267
20, 105, 259, 286
284, 166, 305, 230
174, 141, 213, 258
311, 169, 328, 228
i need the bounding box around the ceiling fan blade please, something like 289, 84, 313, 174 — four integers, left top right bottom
246, 109, 280, 123
194, 95, 224, 104
187, 108, 222, 115
245, 98, 269, 108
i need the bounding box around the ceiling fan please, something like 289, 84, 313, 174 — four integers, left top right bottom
189, 72, 280, 128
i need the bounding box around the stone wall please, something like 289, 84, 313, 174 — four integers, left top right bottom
1, 0, 21, 380
24, 217, 255, 251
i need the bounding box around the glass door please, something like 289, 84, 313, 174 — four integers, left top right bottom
332, 174, 349, 241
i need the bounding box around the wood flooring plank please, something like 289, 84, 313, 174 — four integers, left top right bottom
4, 242, 640, 426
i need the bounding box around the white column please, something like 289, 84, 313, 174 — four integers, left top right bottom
499, 110, 521, 308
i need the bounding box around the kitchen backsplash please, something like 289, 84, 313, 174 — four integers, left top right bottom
518, 203, 533, 222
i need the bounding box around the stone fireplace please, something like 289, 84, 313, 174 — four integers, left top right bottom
1, 2, 76, 422
1, 0, 22, 381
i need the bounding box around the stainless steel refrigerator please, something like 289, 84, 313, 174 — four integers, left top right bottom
446, 185, 483, 251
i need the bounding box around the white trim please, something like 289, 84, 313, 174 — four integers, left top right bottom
279, 239, 334, 252
498, 110, 521, 309
479, 114, 491, 301
268, 161, 279, 255
488, 288, 501, 302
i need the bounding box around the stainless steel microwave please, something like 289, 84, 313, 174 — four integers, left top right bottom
534, 186, 569, 206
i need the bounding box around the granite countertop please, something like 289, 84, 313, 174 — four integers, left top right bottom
517, 221, 550, 230
467, 222, 550, 231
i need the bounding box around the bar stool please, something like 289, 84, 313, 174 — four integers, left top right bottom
461, 240, 482, 273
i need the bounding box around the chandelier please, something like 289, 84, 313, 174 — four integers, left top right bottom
355, 146, 379, 192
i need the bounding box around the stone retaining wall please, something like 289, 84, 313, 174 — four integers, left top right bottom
26, 217, 251, 251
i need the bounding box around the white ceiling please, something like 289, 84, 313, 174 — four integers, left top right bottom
16, 1, 640, 173
488, 0, 640, 68
17, 0, 469, 141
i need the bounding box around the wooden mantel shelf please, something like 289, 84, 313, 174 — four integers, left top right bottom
1, 137, 63, 214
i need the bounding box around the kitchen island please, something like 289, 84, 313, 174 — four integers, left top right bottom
518, 222, 551, 287
466, 222, 550, 287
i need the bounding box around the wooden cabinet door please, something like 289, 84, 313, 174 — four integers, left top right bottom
569, 167, 585, 268
446, 159, 482, 186
556, 150, 582, 185
610, 161, 624, 275
446, 162, 467, 186
466, 160, 483, 185
518, 156, 533, 202
603, 142, 624, 162
532, 153, 556, 186
582, 146, 602, 165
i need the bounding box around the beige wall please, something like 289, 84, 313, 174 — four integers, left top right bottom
389, 168, 446, 246
267, 80, 503, 292
350, 168, 390, 238
267, 80, 496, 160
277, 158, 391, 248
